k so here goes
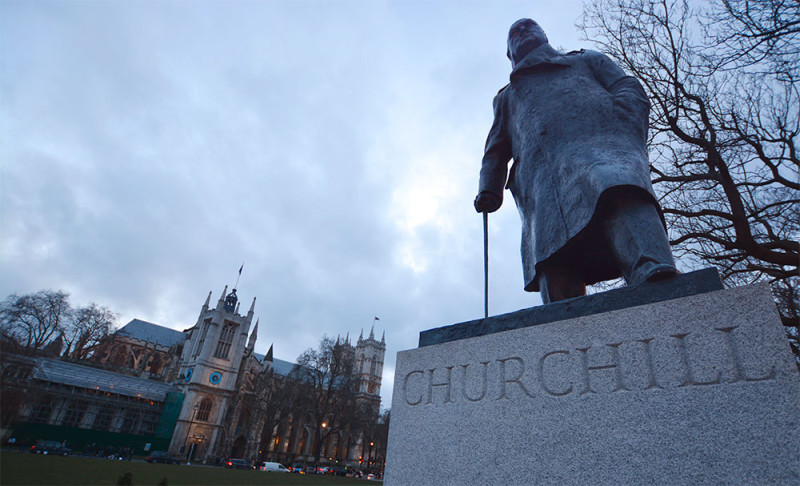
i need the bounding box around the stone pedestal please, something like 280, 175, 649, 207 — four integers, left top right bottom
385, 279, 800, 485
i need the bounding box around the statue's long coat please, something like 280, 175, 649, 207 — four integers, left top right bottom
479, 43, 660, 291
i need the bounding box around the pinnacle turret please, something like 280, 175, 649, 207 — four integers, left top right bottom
247, 319, 259, 350
217, 285, 228, 309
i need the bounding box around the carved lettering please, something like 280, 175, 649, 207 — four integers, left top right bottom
673, 333, 721, 387
576, 343, 630, 395
461, 362, 490, 402
537, 350, 573, 396
638, 338, 663, 390
426, 366, 454, 404
496, 357, 536, 400
403, 370, 424, 406
716, 326, 775, 383
401, 325, 777, 408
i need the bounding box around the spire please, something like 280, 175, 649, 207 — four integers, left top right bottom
359, 329, 363, 341
265, 344, 274, 362
346, 332, 350, 344
198, 290, 212, 320
248, 319, 259, 350
217, 285, 228, 309
381, 330, 385, 343
369, 325, 375, 340
248, 297, 256, 315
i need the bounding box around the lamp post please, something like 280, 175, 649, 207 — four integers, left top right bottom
185, 403, 199, 465
318, 421, 327, 467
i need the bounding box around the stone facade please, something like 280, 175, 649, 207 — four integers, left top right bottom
3, 285, 386, 468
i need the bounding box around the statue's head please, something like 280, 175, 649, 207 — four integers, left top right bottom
507, 19, 548, 67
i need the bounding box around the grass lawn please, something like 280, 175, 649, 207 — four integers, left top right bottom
0, 453, 381, 486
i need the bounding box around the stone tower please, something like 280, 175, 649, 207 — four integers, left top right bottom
168, 286, 256, 462
354, 326, 386, 410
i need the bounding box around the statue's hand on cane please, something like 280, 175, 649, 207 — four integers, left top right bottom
474, 191, 501, 319
474, 191, 502, 213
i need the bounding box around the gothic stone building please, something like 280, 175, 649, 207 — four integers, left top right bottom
3, 286, 385, 466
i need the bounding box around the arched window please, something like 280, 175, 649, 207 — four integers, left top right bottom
30, 395, 55, 424
214, 322, 237, 359
193, 320, 211, 358
370, 355, 377, 375
120, 410, 140, 434
196, 398, 213, 422
62, 399, 88, 428
92, 406, 114, 431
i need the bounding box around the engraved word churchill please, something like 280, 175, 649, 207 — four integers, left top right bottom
401, 326, 775, 406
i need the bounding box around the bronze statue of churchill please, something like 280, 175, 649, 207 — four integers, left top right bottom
475, 19, 677, 303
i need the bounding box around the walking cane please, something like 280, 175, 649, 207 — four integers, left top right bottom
483, 212, 489, 319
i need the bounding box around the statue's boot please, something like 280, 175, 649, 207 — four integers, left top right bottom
602, 195, 678, 286
539, 267, 586, 304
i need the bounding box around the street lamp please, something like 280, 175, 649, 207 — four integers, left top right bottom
185, 403, 199, 465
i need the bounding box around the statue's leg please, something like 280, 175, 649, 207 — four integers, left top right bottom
539, 266, 586, 304
602, 195, 677, 286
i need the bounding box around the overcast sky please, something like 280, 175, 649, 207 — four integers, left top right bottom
1, 0, 589, 408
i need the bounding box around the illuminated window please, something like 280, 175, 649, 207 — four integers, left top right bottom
196, 398, 213, 422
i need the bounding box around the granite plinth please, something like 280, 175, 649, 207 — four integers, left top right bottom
385, 283, 800, 485
420, 268, 722, 347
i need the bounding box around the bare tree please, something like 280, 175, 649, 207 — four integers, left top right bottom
579, 1, 799, 346
0, 352, 35, 427
356, 405, 389, 472
248, 366, 300, 462
63, 303, 117, 360
0, 290, 71, 352
290, 336, 359, 465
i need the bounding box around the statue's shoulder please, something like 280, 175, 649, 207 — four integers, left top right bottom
492, 84, 511, 104
570, 49, 608, 61
491, 84, 511, 111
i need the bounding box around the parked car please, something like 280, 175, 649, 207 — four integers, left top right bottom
289, 463, 305, 473
259, 461, 289, 472
29, 440, 71, 456
145, 451, 181, 464
225, 458, 253, 470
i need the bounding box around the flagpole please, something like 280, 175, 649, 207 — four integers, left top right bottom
234, 262, 244, 290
